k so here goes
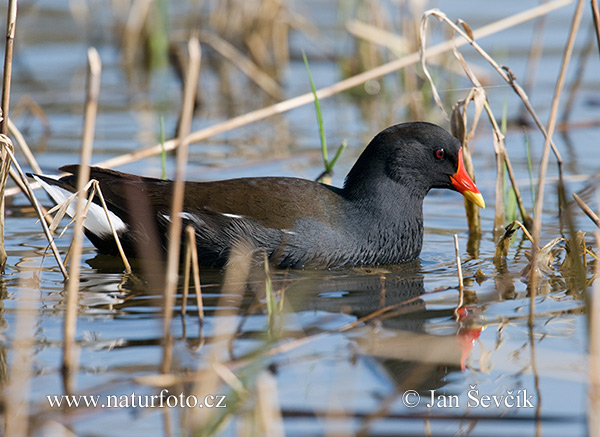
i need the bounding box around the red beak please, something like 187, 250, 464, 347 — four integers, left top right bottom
450, 148, 485, 209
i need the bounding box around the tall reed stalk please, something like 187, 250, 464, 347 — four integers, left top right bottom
2, 0, 572, 204
62, 48, 101, 395
529, 0, 585, 324
0, 0, 17, 273
161, 37, 201, 375
59, 0, 574, 173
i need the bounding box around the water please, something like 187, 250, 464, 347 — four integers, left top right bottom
1, 0, 599, 435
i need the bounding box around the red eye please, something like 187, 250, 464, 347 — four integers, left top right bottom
435, 148, 445, 160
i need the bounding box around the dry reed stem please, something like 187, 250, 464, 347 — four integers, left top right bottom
228, 287, 448, 372
62, 47, 101, 395
438, 26, 532, 230
198, 31, 283, 100
256, 371, 284, 437
0, 136, 11, 273
63, 185, 97, 266
528, 322, 543, 434
93, 182, 132, 273
121, 0, 153, 67
11, 95, 50, 131
483, 101, 532, 228
182, 227, 192, 316
453, 234, 464, 319
1, 0, 16, 136
449, 87, 484, 237
561, 24, 597, 121
0, 0, 575, 203
421, 8, 563, 166
7, 118, 41, 174
161, 37, 201, 375
2, 143, 68, 277
163, 407, 172, 437
592, 0, 600, 57
0, 0, 17, 273
529, 0, 585, 320
186, 226, 204, 322
3, 279, 38, 437
141, 287, 452, 390
346, 19, 410, 53
185, 241, 253, 433
573, 193, 600, 228
44, 179, 95, 236
5, 119, 53, 221
589, 231, 600, 437
349, 18, 491, 82
522, 1, 548, 98
513, 220, 536, 245
181, 226, 204, 324
64, 0, 571, 172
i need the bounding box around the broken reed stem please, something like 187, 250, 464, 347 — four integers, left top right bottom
421, 8, 563, 166
483, 101, 532, 228
63, 47, 101, 395
6, 117, 54, 225
529, 0, 585, 315
182, 228, 192, 317
63, 186, 97, 266
592, 0, 600, 58
453, 234, 464, 318
186, 226, 204, 322
3, 0, 573, 201
2, 144, 68, 277
512, 220, 536, 245
0, 139, 11, 274
53, 0, 569, 173
2, 118, 54, 226
573, 193, 600, 228
0, 0, 575, 207
479, 100, 507, 233
161, 37, 201, 375
0, 0, 17, 273
181, 226, 204, 324
93, 182, 132, 273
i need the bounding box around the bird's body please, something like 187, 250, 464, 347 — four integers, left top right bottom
32, 122, 484, 269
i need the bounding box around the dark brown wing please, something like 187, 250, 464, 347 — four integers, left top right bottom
59, 165, 345, 231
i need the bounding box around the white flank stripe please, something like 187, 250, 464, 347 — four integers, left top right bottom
221, 213, 243, 219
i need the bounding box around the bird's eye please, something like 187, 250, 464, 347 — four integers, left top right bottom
434, 148, 445, 160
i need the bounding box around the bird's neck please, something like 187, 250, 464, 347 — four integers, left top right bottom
342, 180, 426, 264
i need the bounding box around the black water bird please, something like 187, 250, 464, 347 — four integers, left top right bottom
32, 122, 485, 268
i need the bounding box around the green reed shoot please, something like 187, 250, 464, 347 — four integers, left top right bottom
501, 102, 517, 224
302, 51, 346, 176
265, 266, 276, 322
524, 133, 536, 208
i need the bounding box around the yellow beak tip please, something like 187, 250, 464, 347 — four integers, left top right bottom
463, 191, 485, 209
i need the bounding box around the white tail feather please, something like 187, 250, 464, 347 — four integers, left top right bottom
33, 174, 127, 237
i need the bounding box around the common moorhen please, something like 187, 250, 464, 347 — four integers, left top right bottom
32, 122, 484, 268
